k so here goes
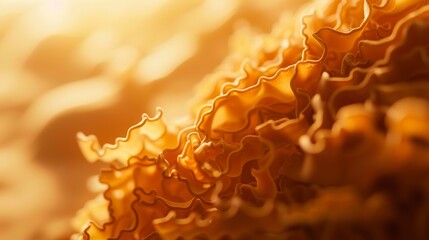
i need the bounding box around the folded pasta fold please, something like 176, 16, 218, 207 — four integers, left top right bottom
73, 0, 429, 239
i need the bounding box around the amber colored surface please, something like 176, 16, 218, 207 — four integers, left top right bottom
73, 0, 429, 239
2, 0, 429, 239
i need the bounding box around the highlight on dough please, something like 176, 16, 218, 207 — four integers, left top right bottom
1, 0, 428, 239
72, 0, 429, 239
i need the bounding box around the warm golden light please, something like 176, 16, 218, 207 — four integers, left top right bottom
0, 0, 297, 239
1, 0, 429, 239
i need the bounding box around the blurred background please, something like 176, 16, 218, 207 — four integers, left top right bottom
0, 0, 306, 239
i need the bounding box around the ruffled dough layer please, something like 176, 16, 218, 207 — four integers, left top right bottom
74, 0, 429, 239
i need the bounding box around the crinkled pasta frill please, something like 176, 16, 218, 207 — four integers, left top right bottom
74, 0, 429, 239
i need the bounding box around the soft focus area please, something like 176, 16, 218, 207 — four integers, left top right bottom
0, 0, 300, 239
3, 0, 429, 240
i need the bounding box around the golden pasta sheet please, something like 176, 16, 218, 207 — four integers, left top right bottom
74, 0, 429, 239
